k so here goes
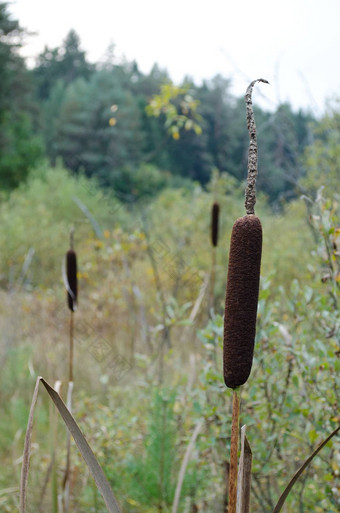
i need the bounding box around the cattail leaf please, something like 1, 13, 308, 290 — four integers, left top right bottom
272, 424, 340, 513
224, 215, 262, 388
236, 425, 252, 513
20, 376, 40, 513
20, 377, 122, 513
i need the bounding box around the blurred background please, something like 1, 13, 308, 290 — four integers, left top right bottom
0, 1, 339, 512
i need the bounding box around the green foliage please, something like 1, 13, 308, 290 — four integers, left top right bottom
123, 388, 178, 510
260, 198, 314, 286
257, 103, 314, 202
1, 14, 340, 512
0, 162, 338, 512
0, 346, 34, 441
0, 163, 124, 288
33, 29, 94, 99
109, 164, 172, 202
42, 70, 145, 186
197, 193, 339, 512
300, 101, 340, 198
307, 188, 340, 307
0, 111, 43, 189
197, 76, 237, 177
0, 2, 22, 112
0, 3, 43, 190
24, 27, 316, 203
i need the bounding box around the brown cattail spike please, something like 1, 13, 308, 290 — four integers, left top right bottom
66, 249, 78, 312
223, 215, 262, 388
211, 202, 220, 247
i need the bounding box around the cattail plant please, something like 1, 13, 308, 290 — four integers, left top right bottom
211, 201, 220, 248
66, 231, 78, 382
64, 228, 78, 512
223, 79, 268, 513
66, 248, 78, 315
210, 201, 220, 314
223, 215, 262, 388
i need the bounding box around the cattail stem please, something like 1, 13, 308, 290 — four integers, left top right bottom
51, 405, 58, 513
63, 381, 73, 513
228, 388, 240, 513
70, 226, 74, 251
63, 307, 74, 513
69, 310, 74, 383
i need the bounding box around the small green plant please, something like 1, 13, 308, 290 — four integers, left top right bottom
124, 388, 178, 511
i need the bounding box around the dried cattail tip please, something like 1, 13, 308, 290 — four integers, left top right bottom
223, 215, 262, 388
211, 202, 220, 247
66, 249, 78, 312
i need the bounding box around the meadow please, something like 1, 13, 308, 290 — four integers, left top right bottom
0, 161, 339, 513
1, 5, 339, 511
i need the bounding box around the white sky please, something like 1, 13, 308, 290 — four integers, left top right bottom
9, 0, 340, 116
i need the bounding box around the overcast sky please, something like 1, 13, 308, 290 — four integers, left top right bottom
9, 0, 340, 116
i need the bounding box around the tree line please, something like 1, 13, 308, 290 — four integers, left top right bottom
0, 3, 316, 203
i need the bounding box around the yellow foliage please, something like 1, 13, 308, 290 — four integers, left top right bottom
126, 498, 139, 506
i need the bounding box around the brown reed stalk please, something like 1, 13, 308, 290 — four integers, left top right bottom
210, 246, 216, 314
228, 389, 240, 513
223, 79, 268, 513
69, 311, 74, 382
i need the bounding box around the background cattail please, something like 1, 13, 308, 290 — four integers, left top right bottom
211, 202, 220, 248
223, 215, 262, 388
66, 249, 78, 312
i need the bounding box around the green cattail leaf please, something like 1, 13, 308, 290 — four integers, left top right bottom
272, 425, 340, 513
20, 377, 122, 513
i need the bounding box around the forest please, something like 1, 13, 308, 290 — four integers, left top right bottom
0, 3, 339, 513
